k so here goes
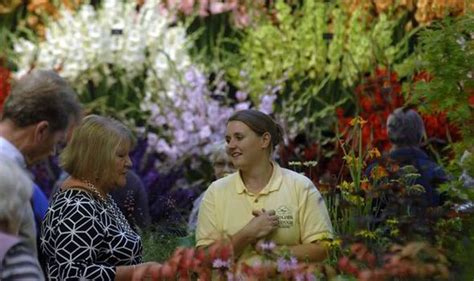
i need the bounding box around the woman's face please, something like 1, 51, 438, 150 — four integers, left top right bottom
112, 141, 132, 188
212, 152, 235, 179
225, 121, 268, 169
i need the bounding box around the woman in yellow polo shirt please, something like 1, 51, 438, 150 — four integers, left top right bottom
196, 109, 334, 263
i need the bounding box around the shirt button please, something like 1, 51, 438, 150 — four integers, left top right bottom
254, 198, 259, 203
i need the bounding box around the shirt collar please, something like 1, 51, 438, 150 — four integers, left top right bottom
0, 136, 27, 169
235, 161, 283, 195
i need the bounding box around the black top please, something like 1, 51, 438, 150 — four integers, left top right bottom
41, 189, 142, 280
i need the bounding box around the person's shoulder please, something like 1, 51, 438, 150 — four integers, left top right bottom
50, 189, 99, 210
280, 167, 314, 187
207, 172, 239, 192
3, 241, 43, 280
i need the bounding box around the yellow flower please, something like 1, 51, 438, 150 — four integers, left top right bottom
343, 155, 355, 165
355, 230, 378, 240
367, 148, 381, 159
349, 116, 367, 127
339, 181, 354, 192
386, 218, 398, 225
324, 239, 342, 250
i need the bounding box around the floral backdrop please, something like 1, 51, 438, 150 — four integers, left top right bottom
1, 0, 473, 279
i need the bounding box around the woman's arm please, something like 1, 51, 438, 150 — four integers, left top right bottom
285, 242, 329, 262
230, 209, 279, 257
115, 262, 161, 281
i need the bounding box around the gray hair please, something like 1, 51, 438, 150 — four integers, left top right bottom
209, 140, 227, 164
0, 155, 33, 229
2, 69, 82, 132
387, 108, 425, 147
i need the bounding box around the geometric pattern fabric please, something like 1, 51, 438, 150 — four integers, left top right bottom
41, 189, 143, 280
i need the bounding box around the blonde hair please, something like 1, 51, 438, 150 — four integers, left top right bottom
0, 155, 33, 226
60, 115, 134, 186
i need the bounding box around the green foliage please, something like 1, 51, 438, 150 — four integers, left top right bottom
232, 1, 402, 97
140, 226, 188, 262
411, 14, 474, 136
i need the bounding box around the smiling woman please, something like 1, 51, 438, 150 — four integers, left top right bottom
196, 109, 334, 264
40, 115, 160, 280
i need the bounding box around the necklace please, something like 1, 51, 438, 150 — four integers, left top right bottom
83, 180, 135, 234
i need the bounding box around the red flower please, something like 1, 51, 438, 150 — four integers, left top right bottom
469, 94, 474, 106
0, 66, 11, 110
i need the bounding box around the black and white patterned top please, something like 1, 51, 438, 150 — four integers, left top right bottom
41, 189, 143, 280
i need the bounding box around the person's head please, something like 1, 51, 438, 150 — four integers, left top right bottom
1, 69, 82, 165
209, 140, 235, 179
225, 109, 283, 169
387, 107, 425, 148
60, 115, 134, 191
0, 155, 33, 234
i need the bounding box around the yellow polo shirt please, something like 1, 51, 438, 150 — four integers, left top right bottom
196, 162, 333, 262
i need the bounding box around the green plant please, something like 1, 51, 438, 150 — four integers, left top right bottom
141, 226, 187, 263
409, 13, 474, 143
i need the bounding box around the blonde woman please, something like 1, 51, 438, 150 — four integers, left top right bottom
41, 115, 159, 280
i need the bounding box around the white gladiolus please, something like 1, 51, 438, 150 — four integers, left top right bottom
13, 0, 191, 101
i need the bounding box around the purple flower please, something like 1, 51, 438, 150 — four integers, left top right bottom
259, 94, 277, 114
258, 241, 276, 252
212, 258, 231, 269
235, 102, 251, 111
235, 91, 248, 101
277, 256, 298, 272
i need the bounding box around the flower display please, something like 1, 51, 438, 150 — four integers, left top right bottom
13, 0, 256, 167
337, 68, 460, 154
14, 0, 191, 96
144, 67, 236, 166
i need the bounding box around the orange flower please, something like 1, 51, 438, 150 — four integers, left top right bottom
360, 179, 371, 191
371, 165, 389, 180
375, 0, 393, 13
0, 0, 21, 14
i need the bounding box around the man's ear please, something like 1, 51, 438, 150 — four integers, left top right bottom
261, 132, 272, 150
33, 121, 50, 143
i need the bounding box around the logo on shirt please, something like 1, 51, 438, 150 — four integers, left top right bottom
276, 205, 294, 228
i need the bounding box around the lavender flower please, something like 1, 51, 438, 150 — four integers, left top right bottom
259, 93, 277, 114
257, 240, 276, 252
276, 256, 298, 272
212, 258, 231, 269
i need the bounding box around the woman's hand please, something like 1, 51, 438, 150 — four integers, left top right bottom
245, 209, 279, 239
131, 262, 161, 281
